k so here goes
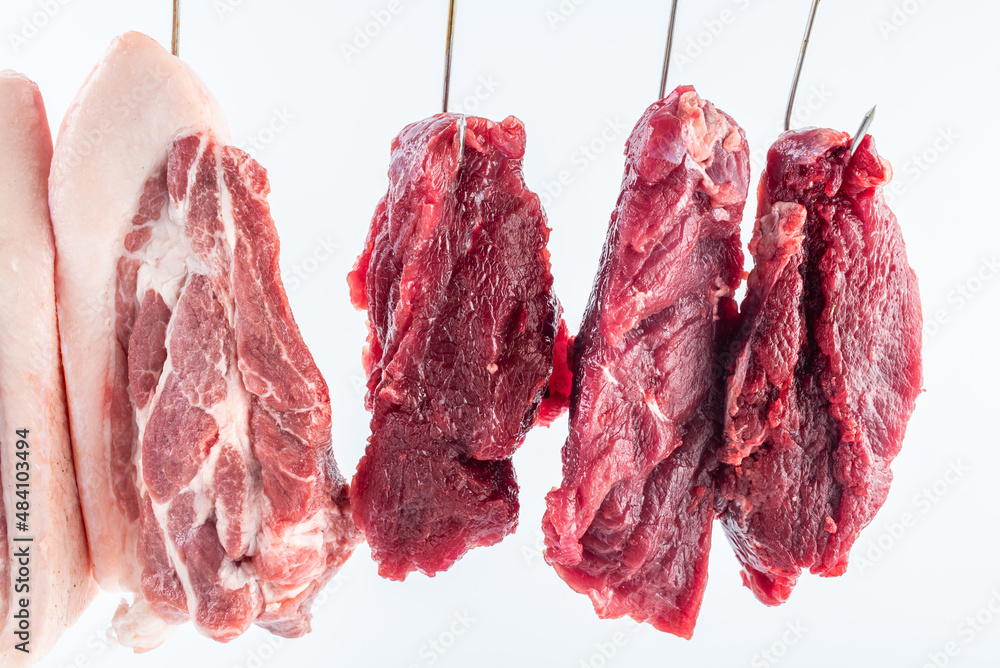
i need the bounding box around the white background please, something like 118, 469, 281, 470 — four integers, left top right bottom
4, 0, 999, 666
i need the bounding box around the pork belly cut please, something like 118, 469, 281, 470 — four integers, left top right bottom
716, 128, 922, 605
49, 33, 358, 649
349, 113, 564, 579
542, 86, 748, 638
0, 70, 97, 666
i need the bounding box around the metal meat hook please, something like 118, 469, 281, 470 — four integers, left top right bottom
849, 105, 877, 156
659, 0, 680, 100
785, 0, 821, 132
441, 0, 466, 158
785, 0, 876, 155
171, 0, 180, 57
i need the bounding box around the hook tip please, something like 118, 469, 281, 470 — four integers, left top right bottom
850, 104, 878, 155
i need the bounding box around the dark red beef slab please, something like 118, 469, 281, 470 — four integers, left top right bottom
717, 129, 922, 605
542, 86, 749, 638
348, 113, 563, 579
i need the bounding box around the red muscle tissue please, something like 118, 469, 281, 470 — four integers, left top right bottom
349, 113, 567, 580
543, 86, 749, 638
716, 128, 923, 605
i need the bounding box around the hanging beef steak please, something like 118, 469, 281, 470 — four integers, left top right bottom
349, 113, 565, 580
716, 128, 922, 605
542, 86, 749, 638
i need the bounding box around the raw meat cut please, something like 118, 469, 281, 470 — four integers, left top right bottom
542, 86, 749, 638
349, 113, 564, 580
716, 128, 922, 605
536, 321, 573, 427
49, 33, 359, 649
50, 31, 229, 598
0, 71, 96, 666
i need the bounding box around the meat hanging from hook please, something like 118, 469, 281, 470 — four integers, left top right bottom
347, 0, 568, 583
543, 0, 756, 640
716, 0, 920, 610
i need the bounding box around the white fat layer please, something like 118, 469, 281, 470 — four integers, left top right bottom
258, 511, 329, 606
111, 596, 178, 651
218, 558, 253, 591
134, 217, 208, 311
209, 365, 261, 559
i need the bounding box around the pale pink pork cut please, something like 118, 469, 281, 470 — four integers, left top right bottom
0, 70, 97, 666
49, 33, 359, 650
